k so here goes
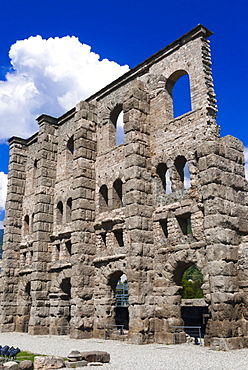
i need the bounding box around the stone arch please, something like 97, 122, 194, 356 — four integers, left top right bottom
165, 70, 192, 119
49, 269, 72, 335
156, 248, 209, 343
93, 259, 129, 337
57, 132, 75, 177
99, 184, 108, 212
32, 159, 38, 188
16, 278, 32, 333
98, 98, 126, 152
108, 270, 129, 331
56, 201, 63, 225
108, 104, 124, 148
171, 155, 191, 191
23, 214, 30, 236
66, 135, 74, 173
156, 163, 172, 194
66, 197, 72, 223
174, 262, 209, 341
112, 178, 123, 209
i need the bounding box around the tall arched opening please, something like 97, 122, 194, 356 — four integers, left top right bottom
181, 265, 209, 339
108, 271, 129, 331
173, 262, 209, 342
16, 280, 32, 333
110, 104, 124, 146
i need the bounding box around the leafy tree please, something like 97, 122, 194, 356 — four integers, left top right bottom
181, 265, 204, 299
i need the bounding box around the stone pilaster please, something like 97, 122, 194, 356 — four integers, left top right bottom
0, 137, 27, 331
123, 80, 154, 344
199, 135, 248, 350
70, 101, 97, 338
28, 115, 58, 334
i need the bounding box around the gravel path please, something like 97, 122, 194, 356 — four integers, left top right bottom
0, 332, 247, 370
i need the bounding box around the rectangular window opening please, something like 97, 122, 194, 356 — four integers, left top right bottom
176, 214, 192, 236
65, 240, 72, 255
114, 230, 124, 247
159, 219, 168, 238
101, 233, 107, 247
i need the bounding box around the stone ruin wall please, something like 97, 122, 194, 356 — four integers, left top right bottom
0, 25, 248, 350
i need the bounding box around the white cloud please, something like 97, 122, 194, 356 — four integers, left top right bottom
0, 35, 129, 140
0, 172, 7, 210
0, 220, 4, 229
244, 146, 248, 180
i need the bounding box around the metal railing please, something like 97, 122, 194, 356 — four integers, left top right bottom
173, 326, 202, 345
104, 324, 125, 341
115, 283, 128, 307
59, 322, 70, 335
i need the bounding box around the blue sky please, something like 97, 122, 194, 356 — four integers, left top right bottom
0, 0, 247, 227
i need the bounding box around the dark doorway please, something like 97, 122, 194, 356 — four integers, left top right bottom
109, 272, 129, 330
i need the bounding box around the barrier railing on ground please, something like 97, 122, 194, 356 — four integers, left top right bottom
173, 326, 202, 345
104, 324, 125, 341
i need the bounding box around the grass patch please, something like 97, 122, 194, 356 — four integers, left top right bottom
16, 351, 43, 362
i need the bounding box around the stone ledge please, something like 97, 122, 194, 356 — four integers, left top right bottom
93, 254, 126, 264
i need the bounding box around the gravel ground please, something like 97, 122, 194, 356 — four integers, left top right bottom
0, 332, 247, 370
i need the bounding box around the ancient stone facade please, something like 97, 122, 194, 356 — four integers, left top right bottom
0, 25, 248, 350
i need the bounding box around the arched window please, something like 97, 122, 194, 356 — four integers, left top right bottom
183, 162, 191, 189
113, 179, 123, 208
32, 159, 37, 188
116, 111, 124, 146
66, 198, 72, 223
156, 163, 172, 194
174, 156, 190, 190
56, 201, 63, 225
24, 215, 29, 236
110, 104, 124, 146
166, 70, 192, 119
99, 185, 108, 212
67, 136, 74, 154
66, 136, 74, 172
181, 265, 204, 299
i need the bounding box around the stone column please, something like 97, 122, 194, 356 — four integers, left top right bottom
70, 101, 97, 338
199, 135, 248, 349
28, 115, 58, 334
123, 80, 154, 344
0, 138, 27, 331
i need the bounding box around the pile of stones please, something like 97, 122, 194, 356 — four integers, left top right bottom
34, 350, 110, 368
0, 350, 110, 369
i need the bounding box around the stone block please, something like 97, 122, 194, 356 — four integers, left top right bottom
34, 357, 65, 370
3, 362, 19, 370
80, 351, 110, 363
19, 361, 33, 370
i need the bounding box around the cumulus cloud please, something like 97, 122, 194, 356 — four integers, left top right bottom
0, 172, 7, 211
0, 220, 4, 229
0, 35, 129, 140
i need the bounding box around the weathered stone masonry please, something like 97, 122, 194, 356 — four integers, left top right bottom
0, 25, 248, 350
